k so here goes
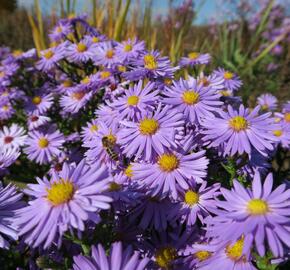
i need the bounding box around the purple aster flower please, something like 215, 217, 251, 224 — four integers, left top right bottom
93, 41, 120, 67
27, 114, 51, 130
36, 45, 65, 71
49, 21, 72, 42
14, 160, 112, 249
0, 124, 27, 150
197, 73, 224, 91
25, 93, 54, 114
202, 105, 277, 156
0, 101, 15, 120
206, 171, 290, 258
169, 182, 220, 226
163, 76, 223, 124
118, 104, 185, 160
115, 38, 145, 62
66, 39, 97, 63
179, 52, 211, 67
0, 147, 20, 171
0, 183, 23, 249
24, 128, 65, 164
95, 103, 119, 127
213, 68, 242, 92
81, 119, 99, 142
73, 242, 149, 270
257, 93, 278, 111
111, 80, 159, 120
132, 150, 209, 199
272, 124, 290, 149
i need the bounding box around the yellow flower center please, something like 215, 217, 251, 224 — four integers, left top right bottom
62, 80, 73, 88
247, 199, 269, 215
56, 26, 62, 33
274, 117, 281, 123
109, 182, 121, 191
44, 50, 54, 59
46, 179, 74, 206
188, 52, 200, 60
13, 50, 23, 57
139, 118, 159, 135
158, 154, 179, 172
32, 96, 42, 105
184, 190, 199, 206
127, 95, 139, 106
90, 125, 98, 132
124, 165, 133, 178
38, 138, 49, 148
261, 104, 269, 110
229, 116, 248, 132
81, 76, 90, 85
92, 36, 99, 43
77, 43, 87, 52
219, 90, 231, 96
100, 71, 111, 79
2, 105, 9, 111
225, 238, 244, 261
106, 50, 115, 59
72, 91, 85, 101
198, 78, 210, 87
124, 44, 132, 52
118, 65, 126, 72
273, 130, 283, 137
182, 90, 199, 105
144, 54, 157, 70
104, 134, 117, 145
155, 247, 177, 268
285, 112, 290, 123
224, 71, 234, 80
194, 251, 211, 261
164, 78, 172, 85
0, 72, 4, 78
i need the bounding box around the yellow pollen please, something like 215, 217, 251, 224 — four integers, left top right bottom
56, 26, 62, 33
164, 78, 173, 85
155, 247, 177, 268
62, 80, 73, 88
158, 154, 179, 172
81, 76, 90, 84
224, 71, 234, 80
225, 238, 244, 261
46, 179, 74, 206
182, 90, 199, 105
72, 91, 85, 101
32, 96, 42, 105
44, 50, 54, 59
90, 125, 98, 132
247, 199, 269, 215
13, 50, 23, 57
77, 43, 87, 52
127, 95, 139, 106
118, 65, 126, 72
144, 54, 157, 70
285, 112, 290, 123
38, 138, 49, 148
229, 116, 248, 132
2, 105, 9, 111
92, 36, 99, 43
273, 130, 283, 137
124, 44, 132, 52
220, 90, 231, 96
109, 182, 121, 191
194, 251, 211, 261
139, 118, 159, 135
106, 50, 115, 59
101, 71, 111, 79
104, 134, 117, 145
261, 104, 269, 110
188, 52, 200, 60
124, 165, 133, 178
184, 190, 199, 206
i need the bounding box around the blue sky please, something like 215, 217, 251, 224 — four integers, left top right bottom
18, 0, 219, 25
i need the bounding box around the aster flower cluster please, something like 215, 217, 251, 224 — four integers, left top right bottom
0, 15, 289, 270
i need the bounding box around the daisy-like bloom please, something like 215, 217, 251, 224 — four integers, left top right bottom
49, 21, 72, 42
25, 93, 54, 114
197, 73, 224, 91
202, 104, 277, 156
27, 114, 51, 130
115, 38, 145, 62
0, 124, 27, 150
14, 160, 112, 249
132, 150, 209, 199
257, 93, 278, 111
179, 52, 211, 67
206, 171, 290, 258
0, 101, 15, 120
118, 104, 184, 161
163, 76, 223, 124
213, 68, 242, 92
0, 183, 23, 249
111, 80, 159, 120
35, 45, 65, 71
272, 124, 290, 149
66, 39, 97, 63
81, 119, 99, 142
73, 242, 149, 270
93, 41, 119, 67
169, 182, 220, 226
24, 129, 65, 164
60, 90, 93, 114
123, 50, 178, 81
0, 147, 20, 171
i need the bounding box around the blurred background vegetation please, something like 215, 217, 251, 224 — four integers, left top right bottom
0, 0, 289, 103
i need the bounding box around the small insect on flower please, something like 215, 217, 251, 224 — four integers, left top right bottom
102, 135, 119, 161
